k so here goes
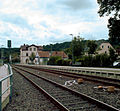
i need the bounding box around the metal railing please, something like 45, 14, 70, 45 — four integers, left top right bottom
0, 64, 13, 111
39, 66, 120, 80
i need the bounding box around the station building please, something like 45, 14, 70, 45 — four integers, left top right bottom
20, 44, 68, 64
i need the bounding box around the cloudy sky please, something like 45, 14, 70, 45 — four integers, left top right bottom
0, 0, 109, 47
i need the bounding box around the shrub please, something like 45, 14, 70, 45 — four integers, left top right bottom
80, 54, 111, 67
47, 56, 61, 65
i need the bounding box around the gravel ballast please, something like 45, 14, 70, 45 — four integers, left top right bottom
17, 66, 120, 110
4, 70, 60, 111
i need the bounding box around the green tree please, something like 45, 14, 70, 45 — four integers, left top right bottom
71, 36, 84, 61
64, 48, 72, 59
12, 53, 20, 63
109, 48, 117, 66
97, 0, 120, 45
29, 52, 36, 64
47, 56, 61, 65
108, 17, 120, 45
87, 40, 97, 54
97, 0, 120, 18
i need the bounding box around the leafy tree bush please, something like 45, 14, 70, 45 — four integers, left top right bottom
56, 59, 64, 66
97, 0, 120, 45
63, 59, 71, 66
109, 48, 117, 66
87, 40, 97, 54
71, 36, 84, 58
81, 54, 111, 67
47, 56, 61, 65
81, 55, 93, 67
29, 52, 36, 64
99, 54, 110, 67
47, 56, 71, 66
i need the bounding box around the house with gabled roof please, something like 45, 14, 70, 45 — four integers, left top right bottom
20, 44, 43, 64
96, 42, 115, 55
20, 44, 68, 65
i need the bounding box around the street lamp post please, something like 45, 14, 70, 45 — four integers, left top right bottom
70, 34, 74, 65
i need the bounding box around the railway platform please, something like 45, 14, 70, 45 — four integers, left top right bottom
0, 64, 12, 111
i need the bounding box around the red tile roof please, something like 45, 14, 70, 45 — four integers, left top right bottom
38, 51, 68, 58
51, 51, 68, 58
38, 51, 50, 58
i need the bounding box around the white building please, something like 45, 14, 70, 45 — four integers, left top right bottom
20, 44, 43, 64
20, 44, 68, 64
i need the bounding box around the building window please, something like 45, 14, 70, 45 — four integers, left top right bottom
30, 48, 32, 51
26, 53, 28, 56
105, 51, 107, 54
102, 45, 104, 48
108, 46, 109, 48
34, 48, 36, 51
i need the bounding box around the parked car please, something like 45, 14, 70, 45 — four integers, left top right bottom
113, 62, 120, 67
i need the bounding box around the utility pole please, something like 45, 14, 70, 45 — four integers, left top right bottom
70, 34, 74, 65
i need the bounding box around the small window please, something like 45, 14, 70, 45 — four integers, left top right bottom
26, 53, 28, 56
108, 46, 109, 48
30, 48, 32, 51
34, 48, 36, 51
105, 51, 107, 54
102, 45, 104, 48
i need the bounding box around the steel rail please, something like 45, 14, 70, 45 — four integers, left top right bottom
13, 67, 69, 111
13, 66, 120, 111
41, 68, 120, 87
18, 65, 120, 88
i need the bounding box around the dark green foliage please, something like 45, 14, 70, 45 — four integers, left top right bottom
99, 54, 110, 67
63, 59, 71, 66
0, 48, 20, 63
43, 39, 108, 52
57, 59, 71, 66
97, 0, 120, 45
81, 54, 111, 67
87, 40, 97, 54
108, 17, 120, 45
47, 56, 71, 66
43, 42, 71, 51
64, 48, 72, 59
109, 47, 117, 65
47, 56, 61, 65
71, 36, 84, 58
97, 0, 120, 18
56, 59, 64, 66
81, 55, 93, 67
29, 52, 36, 63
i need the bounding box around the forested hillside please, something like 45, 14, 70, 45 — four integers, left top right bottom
43, 39, 108, 51
0, 48, 20, 63
43, 42, 71, 51
0, 39, 109, 63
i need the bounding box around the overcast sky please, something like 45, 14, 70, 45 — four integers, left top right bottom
0, 0, 109, 47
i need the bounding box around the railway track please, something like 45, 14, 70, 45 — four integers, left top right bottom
13, 66, 119, 111
5, 70, 62, 111
17, 65, 120, 88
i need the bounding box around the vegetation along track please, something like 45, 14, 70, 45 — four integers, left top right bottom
13, 66, 119, 111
